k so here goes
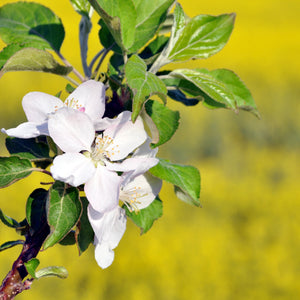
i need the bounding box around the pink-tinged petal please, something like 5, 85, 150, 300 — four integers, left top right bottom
120, 173, 162, 210
84, 165, 121, 213
88, 206, 127, 269
104, 114, 147, 161
106, 156, 159, 186
48, 107, 95, 153
1, 121, 48, 138
65, 80, 106, 121
51, 153, 95, 186
22, 92, 63, 123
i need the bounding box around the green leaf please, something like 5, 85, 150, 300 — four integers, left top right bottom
124, 197, 163, 234
59, 230, 76, 246
170, 68, 259, 116
145, 100, 180, 148
65, 83, 76, 94
76, 197, 94, 254
89, 0, 174, 53
24, 258, 40, 279
0, 209, 20, 228
0, 156, 33, 188
70, 0, 91, 17
0, 2, 65, 51
125, 55, 167, 121
0, 240, 24, 252
1, 48, 72, 76
0, 43, 30, 69
6, 137, 50, 161
44, 181, 82, 249
150, 159, 201, 206
26, 189, 48, 232
168, 13, 235, 61
35, 266, 68, 279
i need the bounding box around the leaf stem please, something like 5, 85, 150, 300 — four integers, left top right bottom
63, 75, 80, 87
94, 48, 111, 81
32, 168, 52, 177
89, 49, 105, 72
56, 51, 85, 82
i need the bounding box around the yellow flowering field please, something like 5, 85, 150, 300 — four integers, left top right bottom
0, 0, 299, 299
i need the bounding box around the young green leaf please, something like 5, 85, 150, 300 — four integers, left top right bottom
124, 197, 163, 234
125, 55, 167, 121
0, 156, 33, 188
0, 43, 30, 69
170, 68, 259, 117
168, 13, 235, 61
76, 197, 94, 254
6, 137, 50, 161
70, 0, 91, 17
35, 266, 68, 279
0, 240, 24, 252
90, 0, 174, 53
24, 258, 40, 279
0, 209, 21, 228
145, 100, 180, 148
1, 48, 72, 76
43, 181, 82, 249
150, 159, 201, 206
0, 2, 65, 51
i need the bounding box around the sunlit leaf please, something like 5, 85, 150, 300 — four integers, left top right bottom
70, 0, 91, 17
43, 181, 82, 249
125, 55, 167, 121
1, 48, 72, 76
0, 156, 33, 188
150, 159, 201, 206
35, 266, 68, 279
0, 2, 65, 51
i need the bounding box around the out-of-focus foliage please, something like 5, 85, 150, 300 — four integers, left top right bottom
0, 0, 299, 299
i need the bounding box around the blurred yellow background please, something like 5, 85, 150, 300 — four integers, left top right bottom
0, 0, 299, 299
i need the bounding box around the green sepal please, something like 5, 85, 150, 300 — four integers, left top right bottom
24, 258, 40, 279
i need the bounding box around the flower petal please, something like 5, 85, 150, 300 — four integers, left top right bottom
133, 137, 158, 158
88, 205, 127, 269
51, 153, 95, 186
65, 80, 106, 122
84, 165, 121, 213
22, 92, 63, 123
1, 121, 48, 138
120, 173, 162, 210
106, 156, 159, 186
104, 112, 147, 161
48, 107, 95, 152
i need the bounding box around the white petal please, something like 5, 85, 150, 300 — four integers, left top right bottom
51, 153, 95, 186
84, 165, 121, 213
48, 107, 95, 152
106, 156, 159, 186
88, 206, 127, 269
65, 80, 106, 122
1, 121, 48, 138
104, 113, 147, 161
120, 173, 162, 210
133, 136, 158, 158
22, 92, 63, 123
93, 117, 117, 131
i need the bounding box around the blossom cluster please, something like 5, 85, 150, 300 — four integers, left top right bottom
1, 80, 162, 268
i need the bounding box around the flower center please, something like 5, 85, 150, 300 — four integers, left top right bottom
64, 98, 85, 112
90, 134, 120, 165
120, 186, 148, 213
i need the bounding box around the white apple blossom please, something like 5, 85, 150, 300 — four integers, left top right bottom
48, 108, 159, 213
88, 172, 162, 269
1, 80, 106, 138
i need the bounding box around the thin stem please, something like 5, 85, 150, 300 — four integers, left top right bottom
63, 75, 80, 87
88, 49, 105, 72
55, 51, 85, 82
31, 168, 52, 177
94, 48, 111, 81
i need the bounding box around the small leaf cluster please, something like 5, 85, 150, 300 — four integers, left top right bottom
0, 0, 259, 285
